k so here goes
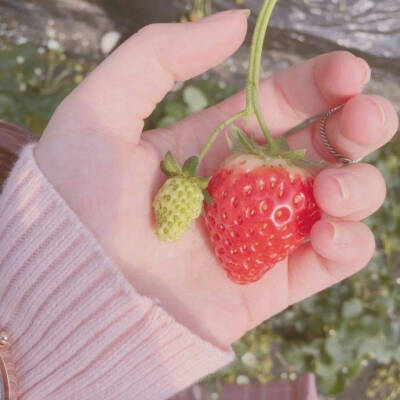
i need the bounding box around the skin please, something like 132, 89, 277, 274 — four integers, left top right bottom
35, 10, 399, 349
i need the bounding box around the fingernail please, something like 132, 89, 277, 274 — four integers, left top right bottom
356, 57, 371, 86
369, 96, 386, 126
332, 172, 351, 201
327, 221, 353, 245
198, 9, 251, 23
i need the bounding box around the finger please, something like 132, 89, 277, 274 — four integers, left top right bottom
146, 51, 370, 168
288, 220, 375, 304
287, 94, 399, 163
51, 10, 249, 142
313, 163, 386, 220
224, 50, 370, 134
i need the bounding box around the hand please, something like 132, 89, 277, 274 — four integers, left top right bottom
35, 10, 398, 349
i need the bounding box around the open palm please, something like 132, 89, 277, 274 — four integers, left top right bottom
35, 11, 398, 348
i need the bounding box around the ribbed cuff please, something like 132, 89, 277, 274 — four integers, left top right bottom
0, 144, 233, 400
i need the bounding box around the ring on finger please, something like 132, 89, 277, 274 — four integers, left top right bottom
319, 105, 362, 165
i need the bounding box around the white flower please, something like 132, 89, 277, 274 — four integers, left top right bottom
241, 352, 257, 368
100, 31, 121, 55
16, 56, 24, 64
236, 375, 250, 384
19, 83, 27, 92
289, 372, 297, 381
34, 68, 43, 76
47, 39, 60, 51
38, 47, 46, 55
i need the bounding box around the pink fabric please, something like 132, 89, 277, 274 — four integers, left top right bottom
0, 144, 234, 400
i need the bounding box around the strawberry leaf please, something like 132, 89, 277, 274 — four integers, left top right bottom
160, 151, 182, 177
281, 149, 306, 161
275, 137, 290, 152
231, 125, 259, 155
182, 156, 199, 177
194, 176, 210, 190
203, 189, 213, 205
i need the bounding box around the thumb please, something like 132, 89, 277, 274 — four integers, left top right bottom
50, 10, 249, 142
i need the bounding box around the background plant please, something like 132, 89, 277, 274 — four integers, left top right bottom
0, 15, 399, 399
0, 41, 88, 134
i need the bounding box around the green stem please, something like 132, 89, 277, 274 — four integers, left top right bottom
246, 0, 278, 153
198, 110, 248, 162
197, 0, 279, 164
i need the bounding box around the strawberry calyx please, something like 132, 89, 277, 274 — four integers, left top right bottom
160, 151, 211, 200
227, 125, 326, 170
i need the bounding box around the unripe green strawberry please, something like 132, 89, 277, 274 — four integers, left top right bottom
153, 152, 210, 242
153, 177, 204, 241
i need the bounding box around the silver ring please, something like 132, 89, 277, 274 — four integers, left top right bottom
320, 105, 361, 165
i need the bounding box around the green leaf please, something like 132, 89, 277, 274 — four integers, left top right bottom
203, 189, 213, 205
194, 176, 210, 190
160, 151, 182, 177
360, 315, 380, 336
319, 374, 346, 396
300, 297, 317, 314
15, 43, 37, 62
183, 86, 208, 113
157, 115, 177, 128
325, 335, 354, 363
0, 94, 16, 114
231, 125, 259, 154
342, 299, 363, 319
359, 337, 393, 364
315, 359, 336, 380
281, 149, 306, 161
0, 43, 38, 72
182, 156, 199, 177
164, 101, 187, 120
275, 137, 290, 152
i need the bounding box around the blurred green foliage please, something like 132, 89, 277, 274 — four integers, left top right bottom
0, 41, 399, 398
0, 42, 88, 135
367, 362, 400, 400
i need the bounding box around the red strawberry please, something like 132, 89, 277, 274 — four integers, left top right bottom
204, 150, 321, 285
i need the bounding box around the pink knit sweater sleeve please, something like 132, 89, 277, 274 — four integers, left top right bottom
0, 144, 234, 400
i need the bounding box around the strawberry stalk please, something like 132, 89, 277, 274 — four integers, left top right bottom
245, 0, 278, 154
198, 110, 248, 161
198, 0, 279, 164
